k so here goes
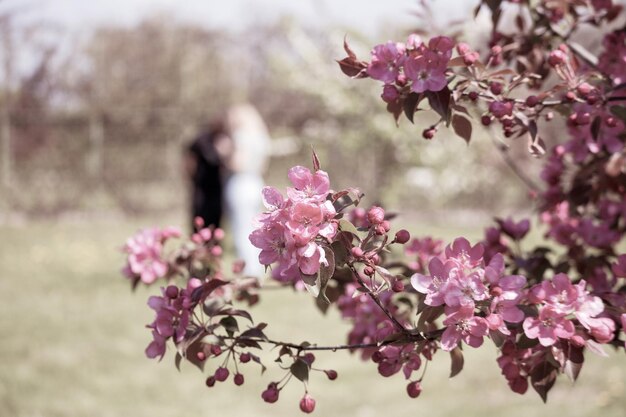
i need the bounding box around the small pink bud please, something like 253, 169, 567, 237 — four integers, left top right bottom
205, 376, 216, 387
191, 233, 203, 244
463, 52, 479, 65
481, 115, 492, 126
215, 367, 229, 382
210, 245, 223, 256
299, 394, 316, 414
199, 228, 212, 241
468, 91, 479, 101
303, 353, 316, 365
407, 381, 422, 398
325, 370, 338, 380
490, 286, 503, 297
213, 228, 225, 241
197, 351, 206, 361
165, 285, 179, 299
548, 49, 567, 67
577, 82, 593, 97
406, 33, 422, 50
545, 111, 554, 121
565, 91, 576, 101
363, 266, 375, 276
489, 82, 503, 95
211, 345, 222, 356
262, 383, 280, 403
456, 42, 471, 55
395, 229, 410, 244
381, 220, 390, 232
392, 279, 405, 292
490, 45, 502, 55
577, 112, 591, 125
234, 373, 244, 386
240, 352, 251, 363
525, 95, 539, 107
194, 216, 205, 229
351, 247, 364, 258
586, 94, 599, 105
381, 84, 399, 103
396, 73, 407, 87
422, 128, 436, 139
367, 206, 385, 225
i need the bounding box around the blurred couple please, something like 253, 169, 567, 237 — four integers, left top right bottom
185, 104, 270, 276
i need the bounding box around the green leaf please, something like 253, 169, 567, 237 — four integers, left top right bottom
338, 219, 360, 236
451, 114, 472, 144
530, 361, 557, 403
290, 359, 309, 382
219, 316, 239, 335
449, 347, 464, 378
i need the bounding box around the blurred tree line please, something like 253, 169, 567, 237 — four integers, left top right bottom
0, 8, 538, 221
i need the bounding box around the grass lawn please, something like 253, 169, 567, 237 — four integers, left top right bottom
0, 215, 624, 417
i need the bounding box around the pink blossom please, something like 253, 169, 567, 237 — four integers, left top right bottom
443, 270, 489, 308
404, 53, 448, 93
445, 237, 484, 269
367, 41, 406, 84
411, 257, 457, 306
286, 166, 330, 202
123, 227, 180, 284
522, 306, 575, 346
441, 306, 489, 351
529, 273, 578, 314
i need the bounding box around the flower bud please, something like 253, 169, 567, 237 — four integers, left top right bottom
394, 229, 411, 244
565, 91, 576, 101
407, 381, 422, 398
392, 279, 405, 292
481, 115, 492, 126
367, 206, 385, 225
396, 73, 407, 87
303, 353, 316, 365
456, 42, 471, 55
325, 370, 338, 380
213, 228, 225, 241
199, 228, 212, 241
576, 82, 593, 97
234, 373, 244, 386
422, 128, 436, 139
525, 95, 539, 108
205, 376, 216, 387
489, 82, 503, 95
196, 351, 206, 361
548, 49, 567, 67
606, 116, 617, 127
165, 285, 179, 299
463, 52, 479, 65
363, 266, 375, 276
299, 394, 316, 414
211, 345, 222, 356
381, 84, 399, 103
381, 220, 391, 232
351, 247, 364, 258
240, 352, 251, 363
406, 33, 422, 50
194, 216, 205, 229
215, 367, 229, 382
489, 101, 513, 118
468, 91, 479, 101
211, 245, 223, 257
262, 383, 280, 403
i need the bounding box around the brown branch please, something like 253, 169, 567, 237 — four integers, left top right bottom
346, 262, 409, 334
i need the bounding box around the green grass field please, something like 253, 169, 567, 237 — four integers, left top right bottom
0, 216, 624, 417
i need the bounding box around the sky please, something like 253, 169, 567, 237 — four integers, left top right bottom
2, 0, 476, 37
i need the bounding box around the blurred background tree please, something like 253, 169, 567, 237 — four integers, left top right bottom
0, 0, 545, 225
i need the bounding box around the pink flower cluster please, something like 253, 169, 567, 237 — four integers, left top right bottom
599, 29, 626, 85
367, 35, 454, 100
523, 274, 615, 346
122, 226, 181, 284
145, 279, 202, 360
249, 166, 338, 283
411, 238, 527, 351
